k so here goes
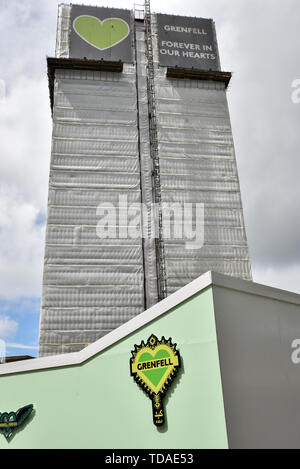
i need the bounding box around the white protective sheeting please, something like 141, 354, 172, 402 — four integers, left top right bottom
151, 14, 252, 293
39, 9, 252, 356
39, 57, 146, 356
56, 4, 71, 58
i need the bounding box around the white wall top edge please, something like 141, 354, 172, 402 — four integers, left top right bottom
0, 272, 213, 376
1, 270, 300, 376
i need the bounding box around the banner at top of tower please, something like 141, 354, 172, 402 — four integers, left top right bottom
156, 14, 220, 71
69, 5, 132, 62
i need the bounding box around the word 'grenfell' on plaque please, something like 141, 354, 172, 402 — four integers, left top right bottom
130, 335, 181, 427
156, 13, 220, 71
69, 5, 133, 62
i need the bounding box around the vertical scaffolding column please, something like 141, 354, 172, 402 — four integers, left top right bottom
144, 0, 167, 301
134, 15, 159, 308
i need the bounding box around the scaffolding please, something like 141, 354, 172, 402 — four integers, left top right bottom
144, 0, 167, 301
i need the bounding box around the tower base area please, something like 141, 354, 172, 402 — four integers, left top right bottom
2, 272, 300, 449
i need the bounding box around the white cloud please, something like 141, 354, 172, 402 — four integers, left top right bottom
253, 264, 300, 295
0, 186, 45, 298
0, 76, 50, 299
0, 76, 51, 207
0, 316, 18, 340
6, 342, 38, 351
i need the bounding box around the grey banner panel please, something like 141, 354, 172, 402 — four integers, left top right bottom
213, 282, 300, 449
156, 13, 219, 70
70, 5, 133, 62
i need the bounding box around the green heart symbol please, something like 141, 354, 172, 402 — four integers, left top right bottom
73, 16, 130, 51
0, 412, 17, 439
139, 349, 171, 387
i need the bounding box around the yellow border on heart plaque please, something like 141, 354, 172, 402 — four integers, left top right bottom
130, 335, 181, 426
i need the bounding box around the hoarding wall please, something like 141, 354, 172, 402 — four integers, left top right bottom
1, 287, 229, 449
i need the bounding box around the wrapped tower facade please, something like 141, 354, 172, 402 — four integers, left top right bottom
38, 3, 251, 356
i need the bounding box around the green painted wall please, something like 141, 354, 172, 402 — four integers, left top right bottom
0, 286, 228, 449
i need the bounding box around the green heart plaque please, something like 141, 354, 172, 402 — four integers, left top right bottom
0, 404, 33, 440
73, 16, 130, 51
138, 349, 171, 388
130, 335, 181, 426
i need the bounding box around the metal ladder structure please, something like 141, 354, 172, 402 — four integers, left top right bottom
144, 0, 167, 301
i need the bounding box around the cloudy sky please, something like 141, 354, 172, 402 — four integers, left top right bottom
0, 0, 299, 357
